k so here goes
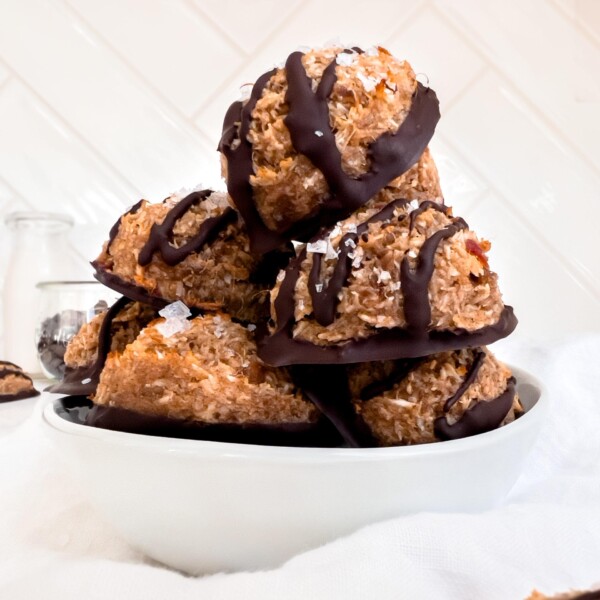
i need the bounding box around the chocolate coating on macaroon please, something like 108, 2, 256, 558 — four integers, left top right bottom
261, 199, 516, 366
219, 46, 441, 253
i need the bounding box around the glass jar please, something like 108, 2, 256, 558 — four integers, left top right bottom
35, 281, 119, 380
2, 212, 77, 375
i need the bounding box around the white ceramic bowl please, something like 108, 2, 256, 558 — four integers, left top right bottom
42, 366, 545, 574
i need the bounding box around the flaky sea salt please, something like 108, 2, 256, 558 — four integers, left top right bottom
352, 247, 364, 269
356, 72, 378, 92
156, 300, 192, 338
408, 199, 420, 212
344, 238, 356, 249
156, 318, 190, 338
335, 52, 356, 66
239, 83, 253, 101
315, 283, 324, 293
364, 46, 379, 57
377, 270, 392, 284
159, 301, 191, 320
329, 224, 342, 239
407, 250, 418, 259
307, 240, 327, 254
325, 241, 339, 260
314, 130, 324, 137
276, 270, 286, 282
247, 324, 257, 332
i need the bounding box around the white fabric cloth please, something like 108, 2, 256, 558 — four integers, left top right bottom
0, 335, 599, 599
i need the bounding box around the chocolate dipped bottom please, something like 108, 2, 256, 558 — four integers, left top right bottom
294, 347, 520, 447
260, 198, 516, 366
57, 396, 342, 448
219, 46, 442, 253
49, 294, 519, 448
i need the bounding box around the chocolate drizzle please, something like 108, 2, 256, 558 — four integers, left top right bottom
443, 350, 485, 412
284, 52, 438, 217
138, 191, 237, 267
309, 198, 409, 326
219, 49, 440, 254
219, 68, 285, 255
260, 198, 515, 366
46, 296, 132, 395
56, 395, 344, 448
401, 221, 466, 336
359, 358, 423, 401
434, 377, 516, 441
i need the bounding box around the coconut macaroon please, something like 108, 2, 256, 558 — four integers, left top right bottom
93, 189, 277, 323
219, 45, 442, 253
0, 361, 39, 402
63, 300, 158, 371
260, 199, 517, 366
47, 297, 159, 396
94, 309, 321, 428
351, 348, 521, 445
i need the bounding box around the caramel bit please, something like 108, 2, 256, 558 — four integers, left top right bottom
377, 46, 391, 55
465, 238, 490, 269
247, 360, 267, 384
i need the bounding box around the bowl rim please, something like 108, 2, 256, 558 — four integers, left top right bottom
41, 364, 547, 462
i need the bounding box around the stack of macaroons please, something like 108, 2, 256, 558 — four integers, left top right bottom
51, 44, 521, 448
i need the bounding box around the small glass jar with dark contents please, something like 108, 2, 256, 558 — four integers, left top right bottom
35, 281, 119, 380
